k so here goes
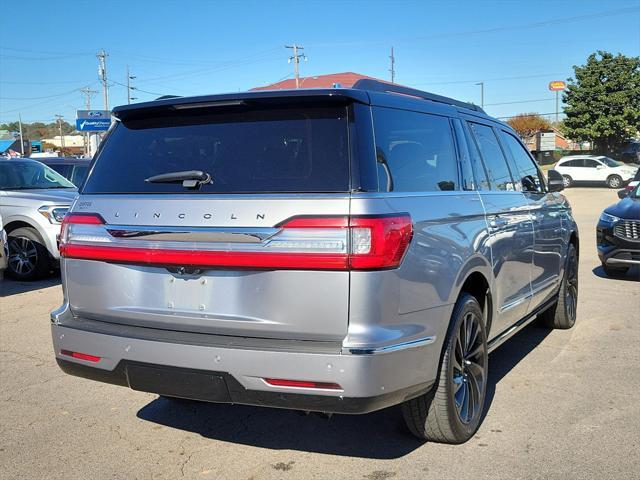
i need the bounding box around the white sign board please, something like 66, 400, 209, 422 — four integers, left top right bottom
538, 132, 556, 151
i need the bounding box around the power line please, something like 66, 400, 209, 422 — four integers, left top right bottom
0, 45, 93, 56
485, 98, 557, 107
308, 6, 640, 48
0, 88, 82, 100
408, 72, 571, 87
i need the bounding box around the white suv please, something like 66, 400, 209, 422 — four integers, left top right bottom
554, 155, 638, 188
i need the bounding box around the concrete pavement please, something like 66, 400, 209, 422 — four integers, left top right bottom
1, 187, 638, 480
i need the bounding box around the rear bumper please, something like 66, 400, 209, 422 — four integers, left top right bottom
56, 358, 432, 414
51, 309, 438, 414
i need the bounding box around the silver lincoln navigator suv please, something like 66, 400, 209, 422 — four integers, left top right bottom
52, 80, 579, 444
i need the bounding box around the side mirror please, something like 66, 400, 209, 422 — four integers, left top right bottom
547, 169, 564, 192
617, 189, 628, 199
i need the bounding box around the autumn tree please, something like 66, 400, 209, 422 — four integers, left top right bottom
563, 51, 640, 153
507, 113, 551, 140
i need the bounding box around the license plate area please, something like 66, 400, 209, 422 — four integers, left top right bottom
126, 363, 231, 402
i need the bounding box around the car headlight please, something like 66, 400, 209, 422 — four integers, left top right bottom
599, 212, 620, 224
38, 206, 69, 224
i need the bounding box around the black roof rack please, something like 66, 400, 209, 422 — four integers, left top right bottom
352, 79, 485, 114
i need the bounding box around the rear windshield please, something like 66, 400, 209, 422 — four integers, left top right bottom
83, 106, 350, 194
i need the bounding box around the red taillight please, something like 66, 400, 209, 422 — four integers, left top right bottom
60, 349, 101, 363
348, 215, 413, 269
59, 212, 413, 271
264, 378, 342, 390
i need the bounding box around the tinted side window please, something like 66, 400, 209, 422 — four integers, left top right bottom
561, 159, 584, 167
500, 131, 543, 192
468, 122, 514, 191
584, 159, 601, 168
373, 107, 458, 192
48, 164, 73, 179
71, 165, 89, 187
461, 122, 491, 190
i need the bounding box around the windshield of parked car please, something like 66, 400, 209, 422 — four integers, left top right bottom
0, 161, 76, 190
598, 157, 623, 167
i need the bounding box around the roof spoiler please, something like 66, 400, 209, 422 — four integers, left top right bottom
352, 79, 485, 114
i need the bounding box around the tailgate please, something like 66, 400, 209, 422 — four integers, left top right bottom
63, 195, 350, 341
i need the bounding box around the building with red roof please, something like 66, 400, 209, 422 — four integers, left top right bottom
252, 72, 383, 90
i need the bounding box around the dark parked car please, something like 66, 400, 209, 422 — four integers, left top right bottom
597, 184, 640, 277
620, 140, 640, 164
38, 157, 91, 188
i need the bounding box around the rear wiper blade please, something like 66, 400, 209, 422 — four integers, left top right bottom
145, 170, 212, 189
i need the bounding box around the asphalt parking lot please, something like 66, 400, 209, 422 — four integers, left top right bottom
1, 187, 638, 480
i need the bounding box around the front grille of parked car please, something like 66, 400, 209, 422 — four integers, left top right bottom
614, 220, 640, 240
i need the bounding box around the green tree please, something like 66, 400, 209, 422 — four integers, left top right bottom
562, 51, 640, 153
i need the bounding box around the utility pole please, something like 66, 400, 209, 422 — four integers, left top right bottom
55, 114, 65, 152
389, 46, 395, 83
126, 65, 137, 104
80, 86, 97, 110
285, 44, 307, 88
475, 82, 484, 109
79, 87, 97, 157
97, 49, 109, 110
18, 113, 24, 156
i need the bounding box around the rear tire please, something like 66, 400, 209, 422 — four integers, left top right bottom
602, 263, 629, 277
539, 243, 578, 329
606, 175, 623, 189
6, 227, 51, 281
402, 293, 488, 443
562, 175, 572, 188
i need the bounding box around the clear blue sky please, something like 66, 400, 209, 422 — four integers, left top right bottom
1, 0, 638, 125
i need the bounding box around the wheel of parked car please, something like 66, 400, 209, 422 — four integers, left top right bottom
539, 243, 578, 329
402, 293, 488, 443
562, 175, 572, 188
602, 264, 629, 277
6, 227, 51, 281
606, 175, 623, 189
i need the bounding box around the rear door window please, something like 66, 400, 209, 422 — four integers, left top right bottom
500, 131, 543, 192
83, 106, 350, 194
468, 122, 515, 191
373, 107, 458, 192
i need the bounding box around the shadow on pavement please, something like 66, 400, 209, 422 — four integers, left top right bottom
592, 265, 639, 282
0, 275, 61, 297
137, 321, 552, 458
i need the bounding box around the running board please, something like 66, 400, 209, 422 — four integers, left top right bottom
487, 294, 558, 353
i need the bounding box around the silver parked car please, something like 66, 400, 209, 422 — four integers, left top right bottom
0, 213, 8, 277
0, 159, 76, 280
51, 81, 579, 443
